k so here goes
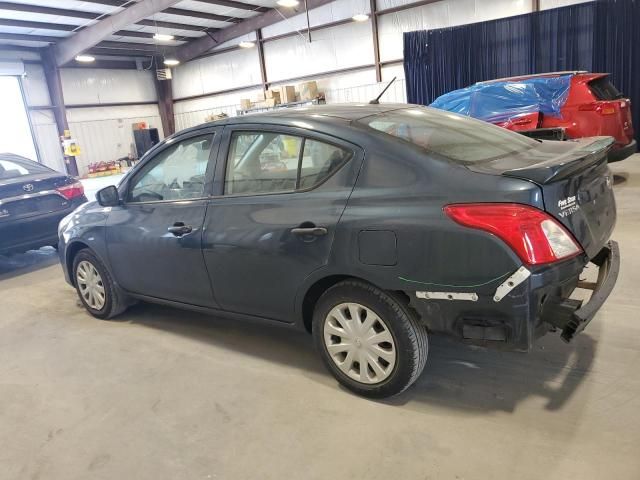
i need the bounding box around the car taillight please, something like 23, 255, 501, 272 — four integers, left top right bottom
443, 203, 583, 265
56, 181, 84, 200
579, 102, 617, 115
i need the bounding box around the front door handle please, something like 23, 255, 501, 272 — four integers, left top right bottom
291, 226, 328, 237
168, 222, 193, 236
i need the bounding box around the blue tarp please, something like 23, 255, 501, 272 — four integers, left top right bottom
429, 75, 573, 124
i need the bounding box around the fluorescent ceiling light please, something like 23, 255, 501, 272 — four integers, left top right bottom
239, 41, 255, 48
277, 0, 299, 7
352, 14, 369, 22
75, 54, 95, 63
164, 58, 180, 66
153, 33, 174, 41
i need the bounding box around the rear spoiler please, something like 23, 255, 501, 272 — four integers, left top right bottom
502, 137, 614, 184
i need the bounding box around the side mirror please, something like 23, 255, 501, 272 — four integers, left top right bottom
96, 185, 120, 207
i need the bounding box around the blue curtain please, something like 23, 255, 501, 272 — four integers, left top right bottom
593, 0, 640, 143
404, 3, 596, 106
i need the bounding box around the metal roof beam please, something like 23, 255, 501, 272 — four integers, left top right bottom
162, 7, 242, 23
0, 2, 100, 20
176, 0, 334, 62
192, 0, 268, 12
53, 0, 183, 66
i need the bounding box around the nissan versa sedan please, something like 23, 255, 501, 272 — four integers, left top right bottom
58, 104, 619, 398
0, 153, 86, 255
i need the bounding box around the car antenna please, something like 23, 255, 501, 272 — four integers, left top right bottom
369, 77, 397, 104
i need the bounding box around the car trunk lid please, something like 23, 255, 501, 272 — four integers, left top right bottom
468, 137, 616, 259
0, 173, 72, 222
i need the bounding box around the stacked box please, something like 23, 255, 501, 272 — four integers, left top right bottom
299, 81, 318, 101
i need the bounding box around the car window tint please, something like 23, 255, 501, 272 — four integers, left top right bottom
588, 76, 623, 100
129, 134, 213, 202
299, 139, 352, 189
0, 158, 50, 179
361, 107, 538, 163
225, 132, 302, 195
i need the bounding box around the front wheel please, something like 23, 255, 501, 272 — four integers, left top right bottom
312, 280, 428, 398
72, 249, 127, 319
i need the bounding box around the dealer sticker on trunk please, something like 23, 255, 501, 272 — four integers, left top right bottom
558, 195, 580, 217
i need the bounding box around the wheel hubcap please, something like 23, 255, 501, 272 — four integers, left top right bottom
323, 302, 397, 385
76, 260, 106, 311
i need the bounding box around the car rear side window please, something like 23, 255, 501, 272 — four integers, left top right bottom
0, 158, 50, 179
361, 107, 538, 163
128, 134, 213, 202
224, 132, 352, 195
588, 76, 623, 100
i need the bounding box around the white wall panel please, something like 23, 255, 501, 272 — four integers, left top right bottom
262, 0, 370, 38
264, 21, 374, 82
29, 110, 65, 173
22, 63, 51, 107
324, 75, 407, 104
174, 87, 263, 131
381, 63, 405, 81
540, 0, 592, 8
60, 68, 157, 105
67, 104, 163, 176
172, 48, 262, 99
378, 0, 532, 62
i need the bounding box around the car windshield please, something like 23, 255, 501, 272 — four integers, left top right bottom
0, 155, 52, 180
359, 107, 539, 163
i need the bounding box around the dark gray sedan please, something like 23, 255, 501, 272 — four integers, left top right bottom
0, 153, 86, 255
58, 104, 619, 398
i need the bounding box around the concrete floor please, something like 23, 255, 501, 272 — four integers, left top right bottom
1, 157, 640, 480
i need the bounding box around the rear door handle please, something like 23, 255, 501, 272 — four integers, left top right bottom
291, 226, 328, 236
168, 222, 193, 236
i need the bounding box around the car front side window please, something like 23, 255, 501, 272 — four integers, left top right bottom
224, 131, 352, 196
128, 134, 214, 203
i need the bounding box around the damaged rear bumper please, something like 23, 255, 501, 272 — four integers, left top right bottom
406, 241, 620, 351
541, 241, 620, 342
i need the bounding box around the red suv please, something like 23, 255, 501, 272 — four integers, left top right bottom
432, 71, 637, 162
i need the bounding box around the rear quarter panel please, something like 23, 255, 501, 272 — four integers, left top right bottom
297, 133, 545, 307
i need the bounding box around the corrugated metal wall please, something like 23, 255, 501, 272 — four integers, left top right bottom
67, 104, 163, 176
59, 68, 162, 176
20, 62, 67, 172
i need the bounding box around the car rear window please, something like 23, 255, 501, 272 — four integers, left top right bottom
360, 107, 538, 163
0, 157, 51, 180
588, 76, 623, 100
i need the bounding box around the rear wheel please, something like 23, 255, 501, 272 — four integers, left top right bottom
312, 280, 428, 398
72, 249, 127, 319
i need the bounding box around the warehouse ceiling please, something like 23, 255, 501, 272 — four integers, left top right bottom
0, 0, 315, 65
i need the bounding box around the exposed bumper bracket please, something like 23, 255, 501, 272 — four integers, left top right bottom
493, 266, 531, 302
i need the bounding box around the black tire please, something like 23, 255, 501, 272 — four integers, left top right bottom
312, 280, 428, 398
72, 249, 128, 319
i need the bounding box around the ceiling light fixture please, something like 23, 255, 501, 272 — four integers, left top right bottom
75, 54, 95, 63
164, 58, 180, 66
352, 14, 369, 22
239, 41, 255, 48
277, 0, 299, 7
153, 33, 175, 42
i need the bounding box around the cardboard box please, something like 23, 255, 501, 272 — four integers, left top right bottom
240, 98, 251, 110
265, 89, 281, 103
279, 85, 296, 104
264, 98, 276, 108
299, 81, 318, 101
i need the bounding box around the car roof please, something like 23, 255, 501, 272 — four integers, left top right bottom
475, 71, 604, 84
176, 103, 415, 137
